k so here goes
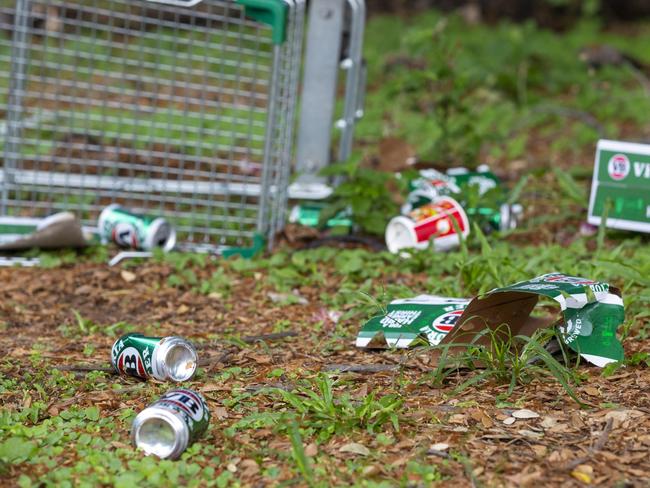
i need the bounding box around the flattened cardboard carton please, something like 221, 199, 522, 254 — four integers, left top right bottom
355, 295, 470, 349
0, 212, 87, 250
357, 273, 624, 367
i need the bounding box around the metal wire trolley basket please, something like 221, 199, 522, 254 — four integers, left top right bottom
0, 0, 307, 252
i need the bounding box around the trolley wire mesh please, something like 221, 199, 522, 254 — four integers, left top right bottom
0, 0, 303, 250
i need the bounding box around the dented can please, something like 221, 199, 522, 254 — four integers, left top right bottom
111, 334, 198, 382
467, 203, 524, 233
288, 203, 354, 229
131, 388, 210, 459
386, 196, 470, 253
98, 204, 176, 251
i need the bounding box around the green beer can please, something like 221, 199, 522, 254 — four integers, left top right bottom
131, 388, 210, 459
288, 203, 354, 229
98, 204, 176, 251
111, 334, 198, 382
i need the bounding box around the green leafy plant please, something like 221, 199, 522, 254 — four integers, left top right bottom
266, 374, 402, 441
319, 159, 404, 236
443, 325, 583, 404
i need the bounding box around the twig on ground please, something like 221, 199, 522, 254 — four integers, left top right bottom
426, 448, 451, 459
198, 351, 232, 367
54, 364, 115, 373
564, 417, 614, 470
245, 382, 294, 393
593, 417, 614, 452
241, 331, 299, 344
195, 331, 298, 350
323, 363, 400, 373
110, 383, 147, 395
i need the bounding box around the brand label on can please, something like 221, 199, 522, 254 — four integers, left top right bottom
98, 205, 174, 251
112, 334, 160, 379
111, 222, 140, 248
155, 388, 210, 441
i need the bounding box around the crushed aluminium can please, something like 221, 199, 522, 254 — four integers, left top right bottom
131, 388, 210, 459
288, 203, 354, 229
111, 334, 198, 382
401, 166, 523, 235
385, 196, 470, 253
401, 169, 459, 214
467, 203, 524, 233
98, 204, 176, 251
446, 165, 500, 196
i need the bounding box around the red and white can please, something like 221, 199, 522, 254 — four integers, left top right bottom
385, 196, 470, 253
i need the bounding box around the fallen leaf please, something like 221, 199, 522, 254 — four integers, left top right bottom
540, 416, 558, 429
518, 429, 544, 439
583, 386, 600, 397
177, 304, 190, 314
304, 443, 318, 457
506, 467, 543, 486
362, 465, 380, 476
571, 464, 593, 484
120, 270, 136, 283
512, 409, 540, 419
570, 412, 585, 429
74, 285, 94, 295
449, 414, 466, 424
604, 410, 645, 429
339, 443, 370, 456
240, 459, 259, 476
530, 445, 547, 457
212, 407, 228, 420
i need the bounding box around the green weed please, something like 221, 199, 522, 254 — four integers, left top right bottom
428, 326, 583, 404
268, 374, 402, 441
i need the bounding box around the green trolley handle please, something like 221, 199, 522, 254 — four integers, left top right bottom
236, 0, 288, 44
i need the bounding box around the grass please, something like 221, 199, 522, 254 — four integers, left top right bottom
1, 7, 650, 488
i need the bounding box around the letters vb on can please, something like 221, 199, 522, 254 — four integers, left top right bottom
588, 139, 650, 233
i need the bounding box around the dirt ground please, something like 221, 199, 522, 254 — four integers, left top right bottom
1, 258, 649, 487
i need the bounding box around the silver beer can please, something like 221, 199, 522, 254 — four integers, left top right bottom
131, 388, 210, 459
111, 334, 198, 382
98, 204, 176, 251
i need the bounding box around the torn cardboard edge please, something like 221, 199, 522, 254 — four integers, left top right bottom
356, 273, 625, 368
0, 213, 89, 251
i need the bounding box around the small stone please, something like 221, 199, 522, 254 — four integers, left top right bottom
120, 270, 136, 282
429, 443, 449, 452
503, 417, 516, 425
304, 443, 318, 457
339, 442, 370, 456
362, 465, 379, 476
512, 409, 539, 419
540, 416, 558, 429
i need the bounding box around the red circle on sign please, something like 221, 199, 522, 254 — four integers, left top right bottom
607, 154, 630, 181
